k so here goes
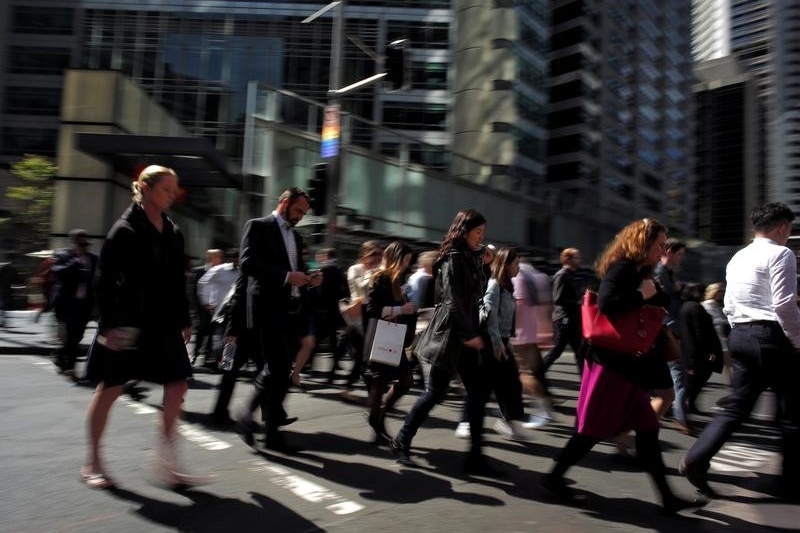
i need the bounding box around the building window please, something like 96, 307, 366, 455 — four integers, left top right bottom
383, 102, 447, 130
8, 46, 71, 74
387, 21, 449, 50
4, 87, 62, 115
412, 62, 448, 89
12, 6, 74, 35
2, 127, 57, 156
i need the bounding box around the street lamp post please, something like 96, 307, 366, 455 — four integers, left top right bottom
303, 1, 345, 249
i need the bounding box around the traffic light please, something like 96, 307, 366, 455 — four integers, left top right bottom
385, 39, 411, 91
308, 163, 328, 216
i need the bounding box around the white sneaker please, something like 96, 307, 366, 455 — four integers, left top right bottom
521, 413, 553, 429
454, 421, 471, 439
494, 419, 533, 442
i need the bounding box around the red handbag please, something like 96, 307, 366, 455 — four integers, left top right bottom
581, 290, 666, 356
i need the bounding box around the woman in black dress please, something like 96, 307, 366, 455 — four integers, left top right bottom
82, 165, 206, 489
363, 241, 416, 444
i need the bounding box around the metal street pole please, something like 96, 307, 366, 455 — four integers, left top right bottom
324, 1, 345, 249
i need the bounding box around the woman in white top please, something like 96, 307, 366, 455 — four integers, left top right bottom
339, 240, 383, 401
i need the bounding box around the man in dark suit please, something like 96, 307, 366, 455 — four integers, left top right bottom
237, 187, 321, 453
51, 229, 98, 375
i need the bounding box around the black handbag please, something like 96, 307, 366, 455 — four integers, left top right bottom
413, 304, 462, 372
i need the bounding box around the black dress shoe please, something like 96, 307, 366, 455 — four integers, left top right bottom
661, 495, 709, 514
237, 418, 257, 447
679, 458, 717, 497
278, 416, 298, 427
463, 455, 506, 478
209, 413, 236, 427
371, 432, 391, 446
264, 435, 301, 455
540, 473, 585, 503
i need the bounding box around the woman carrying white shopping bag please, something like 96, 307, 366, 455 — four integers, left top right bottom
363, 241, 416, 445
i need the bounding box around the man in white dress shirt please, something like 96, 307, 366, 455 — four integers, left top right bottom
197, 248, 239, 367
681, 202, 800, 502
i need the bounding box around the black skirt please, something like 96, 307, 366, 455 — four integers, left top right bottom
84, 327, 192, 387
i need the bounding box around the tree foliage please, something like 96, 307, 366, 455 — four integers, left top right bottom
6, 154, 56, 251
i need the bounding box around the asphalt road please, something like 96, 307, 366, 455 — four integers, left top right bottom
0, 343, 796, 533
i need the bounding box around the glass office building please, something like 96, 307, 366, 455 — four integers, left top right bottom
547, 0, 695, 256
1, 0, 452, 168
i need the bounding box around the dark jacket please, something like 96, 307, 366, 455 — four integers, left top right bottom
51, 248, 98, 320
316, 261, 349, 324
679, 300, 723, 373
238, 214, 306, 328
96, 202, 190, 332
414, 245, 484, 372
366, 271, 416, 350
589, 260, 669, 386
551, 266, 579, 321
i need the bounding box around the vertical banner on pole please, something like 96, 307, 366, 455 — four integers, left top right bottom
321, 104, 340, 159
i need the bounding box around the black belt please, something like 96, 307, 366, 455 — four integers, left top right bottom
732, 320, 778, 327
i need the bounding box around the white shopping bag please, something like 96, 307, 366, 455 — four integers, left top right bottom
366, 319, 408, 367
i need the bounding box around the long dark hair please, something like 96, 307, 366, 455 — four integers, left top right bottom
491, 247, 518, 292
439, 209, 487, 256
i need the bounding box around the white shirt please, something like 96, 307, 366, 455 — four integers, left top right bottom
723, 237, 800, 349
198, 262, 238, 310
273, 210, 300, 297
347, 262, 372, 303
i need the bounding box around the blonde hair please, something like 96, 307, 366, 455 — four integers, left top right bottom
704, 282, 725, 301
132, 165, 177, 203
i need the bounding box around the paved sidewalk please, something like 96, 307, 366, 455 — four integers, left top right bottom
0, 310, 95, 355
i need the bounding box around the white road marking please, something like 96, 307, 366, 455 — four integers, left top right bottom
178, 424, 232, 451
247, 460, 364, 515
711, 443, 775, 472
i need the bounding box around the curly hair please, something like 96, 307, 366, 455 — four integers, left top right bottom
491, 247, 518, 292
439, 209, 486, 256
372, 240, 413, 300
595, 218, 667, 278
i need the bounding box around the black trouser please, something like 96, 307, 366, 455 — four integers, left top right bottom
551, 430, 675, 502
244, 314, 302, 436
193, 307, 214, 357
460, 338, 524, 422
213, 329, 263, 419
685, 322, 800, 498
56, 300, 91, 370
396, 349, 490, 457
686, 366, 714, 412
542, 314, 583, 374
343, 326, 365, 388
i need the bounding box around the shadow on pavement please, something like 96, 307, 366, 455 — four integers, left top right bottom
581, 493, 797, 533
108, 486, 324, 533
255, 431, 505, 507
